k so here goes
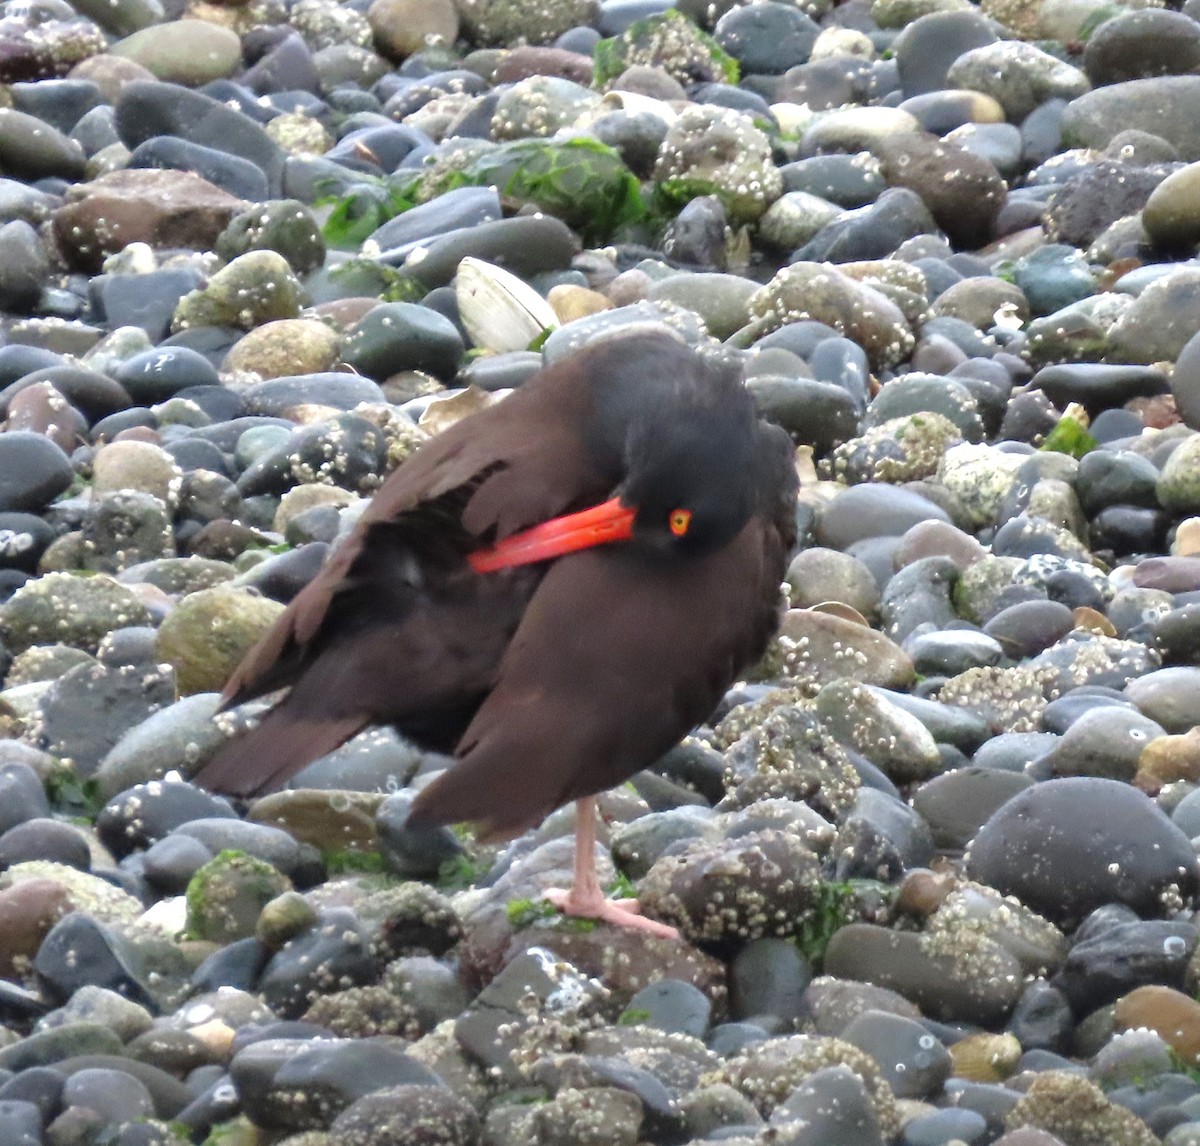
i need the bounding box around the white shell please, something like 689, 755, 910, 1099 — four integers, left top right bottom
419, 385, 509, 435
597, 90, 680, 124
455, 256, 558, 354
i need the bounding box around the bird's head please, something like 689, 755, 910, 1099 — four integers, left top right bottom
469, 350, 767, 574
617, 392, 759, 559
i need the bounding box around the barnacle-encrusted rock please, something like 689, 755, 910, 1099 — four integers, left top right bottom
1004, 1071, 1159, 1145
594, 9, 737, 88
639, 828, 822, 944
0, 572, 153, 654
186, 849, 292, 942
747, 262, 914, 369
937, 664, 1050, 733
707, 1033, 899, 1135
222, 318, 341, 379
303, 985, 421, 1039
0, 18, 107, 82
926, 882, 1068, 977
171, 250, 303, 332
53, 168, 244, 272
937, 443, 1025, 529
654, 106, 782, 225
719, 703, 861, 820
490, 75, 601, 140
154, 584, 285, 695
216, 199, 326, 276
331, 1084, 481, 1146
824, 922, 1024, 1024
827, 412, 962, 485
359, 882, 462, 959
457, 0, 598, 47
288, 0, 372, 49
757, 608, 918, 697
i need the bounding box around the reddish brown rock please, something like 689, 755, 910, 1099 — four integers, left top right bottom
3, 383, 87, 453
0, 18, 106, 83
311, 297, 381, 330
875, 131, 1006, 249
494, 46, 594, 85
1133, 555, 1200, 593
53, 169, 246, 271
1128, 393, 1180, 428
1136, 727, 1200, 793
68, 55, 156, 101
1115, 984, 1200, 1065
0, 878, 72, 977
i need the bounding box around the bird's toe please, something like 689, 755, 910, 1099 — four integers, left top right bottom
545, 887, 678, 939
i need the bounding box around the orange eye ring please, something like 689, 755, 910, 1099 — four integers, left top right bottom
669, 508, 692, 537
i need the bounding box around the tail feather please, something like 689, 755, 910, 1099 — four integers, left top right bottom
192, 704, 367, 797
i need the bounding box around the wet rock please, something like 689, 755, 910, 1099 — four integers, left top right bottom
256, 907, 380, 1019
1004, 1071, 1159, 1145
172, 251, 303, 333
53, 168, 243, 272
841, 1009, 951, 1099
153, 585, 285, 696
1054, 919, 1197, 1012
340, 301, 465, 381
874, 131, 1006, 248
217, 199, 326, 277
34, 914, 157, 1008
1083, 8, 1200, 86
770, 1064, 887, 1145
228, 1035, 442, 1130
1044, 705, 1165, 781
654, 104, 781, 224
186, 850, 292, 943
715, 1032, 898, 1134
815, 680, 942, 782
1108, 267, 1200, 364
0, 432, 73, 513
331, 1082, 479, 1145
912, 767, 1033, 852
824, 922, 1023, 1025
729, 938, 811, 1025
966, 777, 1199, 927
1062, 76, 1200, 161
34, 659, 175, 775
640, 829, 822, 945
1126, 667, 1200, 732
773, 609, 916, 692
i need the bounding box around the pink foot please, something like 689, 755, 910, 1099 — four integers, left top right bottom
544, 887, 679, 939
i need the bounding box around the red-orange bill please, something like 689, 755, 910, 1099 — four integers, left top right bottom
469, 496, 636, 574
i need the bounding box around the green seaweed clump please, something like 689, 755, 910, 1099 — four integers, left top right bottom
434, 137, 647, 245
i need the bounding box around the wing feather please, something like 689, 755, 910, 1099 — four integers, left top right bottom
407, 518, 785, 841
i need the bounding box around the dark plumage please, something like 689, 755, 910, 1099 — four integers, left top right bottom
192, 329, 798, 932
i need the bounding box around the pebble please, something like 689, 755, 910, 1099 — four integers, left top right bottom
0, 0, 1197, 1139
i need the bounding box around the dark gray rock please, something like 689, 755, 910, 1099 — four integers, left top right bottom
0, 433, 73, 513
966, 777, 1200, 927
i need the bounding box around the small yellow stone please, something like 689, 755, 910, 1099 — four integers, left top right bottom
949, 1032, 1021, 1082
547, 284, 613, 325
1072, 606, 1115, 637
1173, 517, 1200, 556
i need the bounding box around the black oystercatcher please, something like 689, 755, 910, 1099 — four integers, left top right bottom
193, 329, 798, 935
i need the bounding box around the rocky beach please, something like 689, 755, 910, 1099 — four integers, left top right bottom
3, 0, 1200, 1143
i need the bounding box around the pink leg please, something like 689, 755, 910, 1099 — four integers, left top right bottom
544, 797, 679, 939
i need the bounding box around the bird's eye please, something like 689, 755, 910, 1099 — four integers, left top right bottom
669, 508, 692, 537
